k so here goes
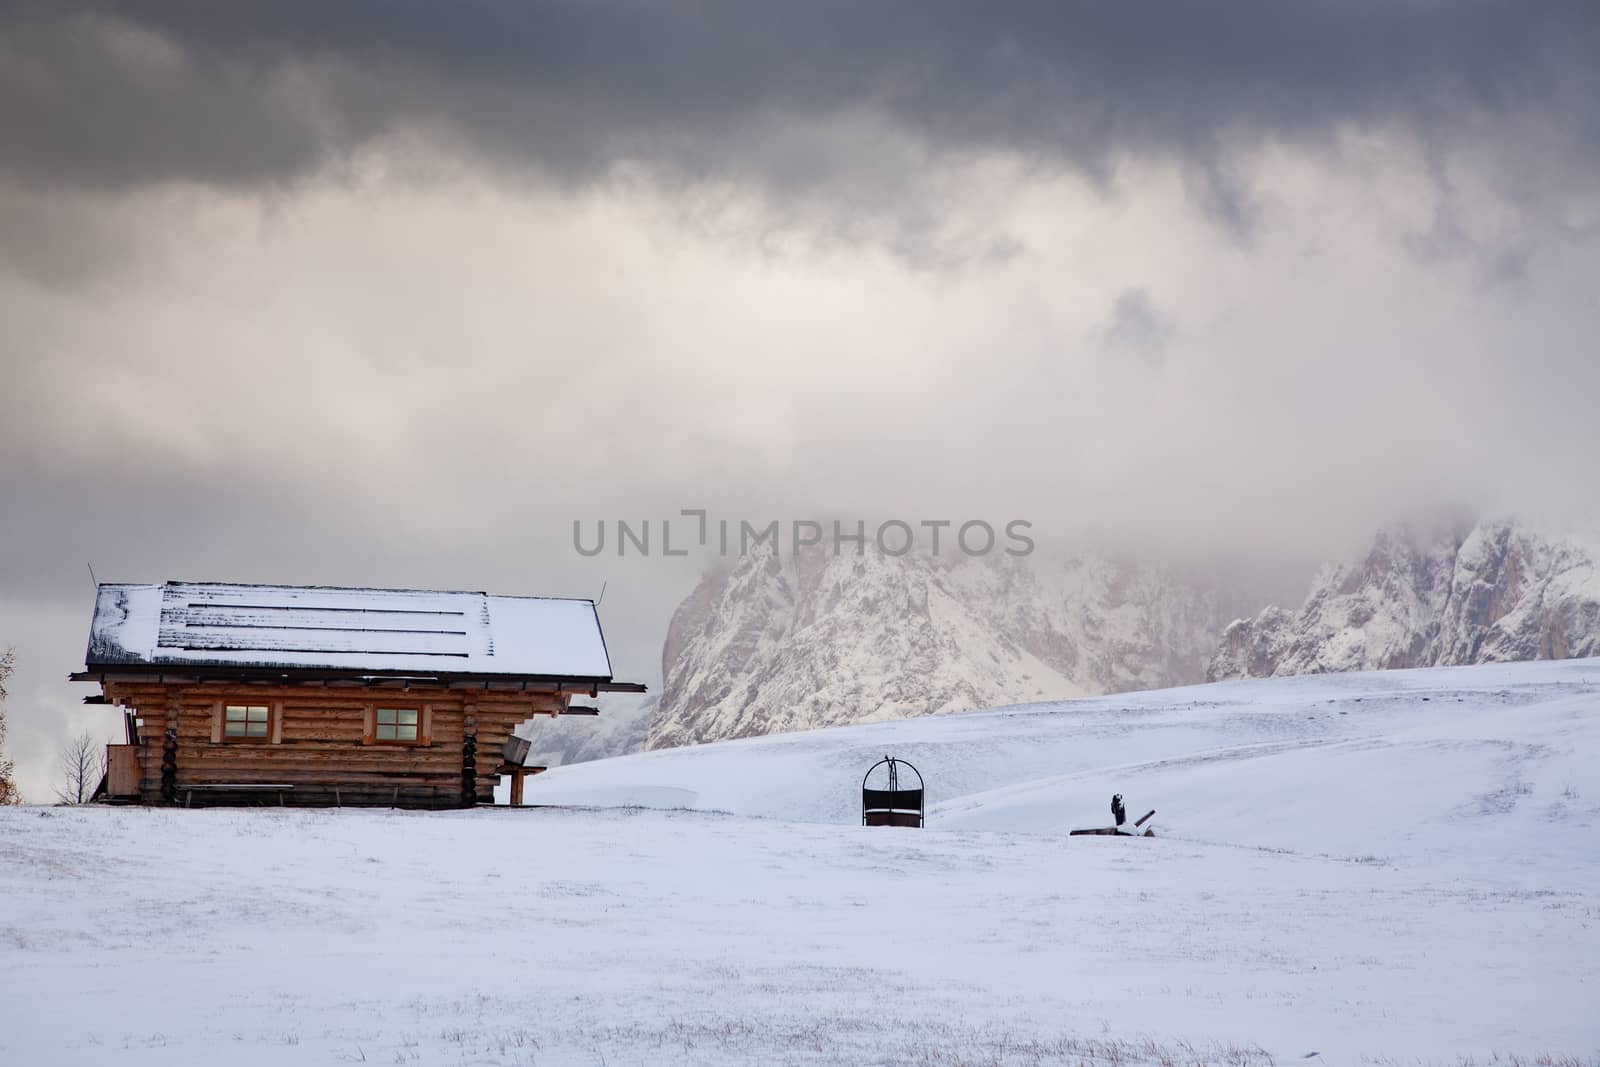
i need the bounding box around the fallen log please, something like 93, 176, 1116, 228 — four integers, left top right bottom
1068, 824, 1156, 838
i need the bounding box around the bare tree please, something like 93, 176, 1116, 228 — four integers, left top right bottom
56, 729, 106, 805
0, 647, 20, 805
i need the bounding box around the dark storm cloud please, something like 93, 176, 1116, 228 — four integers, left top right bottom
3, 1, 1596, 194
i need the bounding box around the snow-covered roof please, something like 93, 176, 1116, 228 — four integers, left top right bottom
82, 582, 624, 682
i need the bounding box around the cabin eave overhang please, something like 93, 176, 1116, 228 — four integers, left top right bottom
71, 664, 647, 694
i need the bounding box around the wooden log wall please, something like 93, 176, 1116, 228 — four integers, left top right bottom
102, 681, 567, 808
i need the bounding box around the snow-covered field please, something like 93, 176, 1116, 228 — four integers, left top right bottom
3, 660, 1597, 1065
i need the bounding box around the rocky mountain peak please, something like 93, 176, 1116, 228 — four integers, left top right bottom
638, 518, 1600, 757
1208, 519, 1600, 681
646, 544, 1229, 750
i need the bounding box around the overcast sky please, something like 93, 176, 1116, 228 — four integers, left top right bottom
3, 1, 1598, 800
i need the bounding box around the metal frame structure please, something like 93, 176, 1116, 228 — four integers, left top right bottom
861, 755, 924, 828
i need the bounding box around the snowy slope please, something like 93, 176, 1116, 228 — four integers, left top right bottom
2, 660, 1597, 1065
1209, 520, 1600, 680
534, 657, 1600, 873
649, 546, 1231, 748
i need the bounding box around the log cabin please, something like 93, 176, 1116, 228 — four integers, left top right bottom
71, 581, 645, 808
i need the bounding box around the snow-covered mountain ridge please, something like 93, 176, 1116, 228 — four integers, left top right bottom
646, 519, 1600, 752
1208, 519, 1600, 680
647, 547, 1231, 749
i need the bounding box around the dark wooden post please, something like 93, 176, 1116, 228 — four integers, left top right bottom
461, 700, 478, 807
160, 685, 182, 803
509, 767, 525, 807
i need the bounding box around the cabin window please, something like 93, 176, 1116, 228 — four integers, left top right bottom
374, 707, 420, 743
361, 704, 430, 746
223, 704, 272, 741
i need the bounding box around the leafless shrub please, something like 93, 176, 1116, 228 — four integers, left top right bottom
0, 648, 21, 805
56, 729, 106, 805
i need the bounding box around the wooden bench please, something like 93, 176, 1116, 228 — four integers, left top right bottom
184, 784, 296, 807
503, 765, 548, 806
